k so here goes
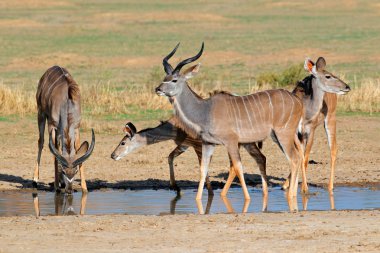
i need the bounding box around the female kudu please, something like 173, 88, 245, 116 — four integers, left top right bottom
33, 66, 95, 194
288, 57, 350, 193
110, 120, 268, 209
155, 43, 305, 210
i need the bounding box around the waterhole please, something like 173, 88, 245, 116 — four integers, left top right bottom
0, 186, 379, 217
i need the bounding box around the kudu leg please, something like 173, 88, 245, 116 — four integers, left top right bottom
195, 149, 214, 196
168, 145, 189, 192
196, 144, 214, 200
227, 145, 250, 200
75, 129, 88, 193
50, 128, 60, 192
274, 130, 302, 212
243, 143, 268, 211
324, 116, 337, 192
283, 124, 315, 194
220, 163, 236, 197
33, 113, 46, 187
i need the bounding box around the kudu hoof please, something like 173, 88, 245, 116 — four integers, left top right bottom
32, 181, 38, 188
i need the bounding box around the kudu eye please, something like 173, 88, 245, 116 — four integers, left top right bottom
172, 79, 177, 83
121, 141, 126, 146
325, 75, 331, 79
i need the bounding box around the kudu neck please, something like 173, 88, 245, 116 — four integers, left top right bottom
59, 100, 77, 157
136, 122, 179, 146
170, 83, 211, 137
303, 77, 327, 120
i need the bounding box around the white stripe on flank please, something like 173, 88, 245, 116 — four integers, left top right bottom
284, 91, 294, 129
279, 90, 285, 124
246, 96, 257, 126
233, 97, 242, 136
241, 97, 255, 132
228, 98, 240, 136
265, 91, 274, 122
234, 97, 243, 128
46, 74, 66, 97
257, 93, 267, 121
251, 94, 263, 122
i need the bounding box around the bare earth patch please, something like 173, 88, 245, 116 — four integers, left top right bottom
0, 0, 72, 8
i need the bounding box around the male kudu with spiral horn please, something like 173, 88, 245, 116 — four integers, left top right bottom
155, 43, 305, 210
33, 66, 95, 194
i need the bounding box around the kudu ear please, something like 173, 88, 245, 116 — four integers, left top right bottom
315, 57, 326, 72
76, 141, 89, 157
123, 122, 137, 138
183, 63, 201, 80
304, 58, 315, 73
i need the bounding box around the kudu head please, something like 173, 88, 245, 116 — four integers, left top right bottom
304, 57, 351, 95
155, 42, 204, 97
111, 122, 137, 161
49, 129, 95, 194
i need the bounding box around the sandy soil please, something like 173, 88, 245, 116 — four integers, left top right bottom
0, 210, 379, 253
0, 116, 379, 252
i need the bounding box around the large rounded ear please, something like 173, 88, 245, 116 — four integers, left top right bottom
304, 58, 315, 73
123, 122, 137, 138
183, 63, 201, 80
76, 141, 89, 157
316, 57, 326, 72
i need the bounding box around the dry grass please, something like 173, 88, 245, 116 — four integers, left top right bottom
0, 83, 36, 116
1, 78, 379, 125
338, 79, 380, 114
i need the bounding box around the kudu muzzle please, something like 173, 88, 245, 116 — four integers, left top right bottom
49, 129, 96, 194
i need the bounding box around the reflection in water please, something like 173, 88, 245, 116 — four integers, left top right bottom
0, 186, 378, 217
195, 195, 214, 214
221, 196, 251, 213
33, 192, 87, 217
301, 190, 335, 211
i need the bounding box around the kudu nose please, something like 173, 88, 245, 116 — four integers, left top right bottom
155, 87, 162, 93
345, 85, 351, 92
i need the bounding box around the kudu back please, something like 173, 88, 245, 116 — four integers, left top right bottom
155, 43, 305, 211
34, 66, 95, 194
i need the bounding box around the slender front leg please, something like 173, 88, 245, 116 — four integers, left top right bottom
195, 148, 214, 196
33, 113, 46, 187
196, 143, 214, 200
324, 115, 337, 192
168, 145, 188, 192
80, 192, 88, 215
75, 129, 88, 193
227, 144, 250, 200
51, 128, 60, 192
220, 164, 236, 197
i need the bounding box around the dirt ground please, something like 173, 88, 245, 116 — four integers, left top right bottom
0, 116, 379, 252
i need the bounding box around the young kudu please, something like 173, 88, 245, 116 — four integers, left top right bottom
110, 120, 267, 208
155, 43, 304, 210
33, 66, 95, 194
287, 57, 350, 193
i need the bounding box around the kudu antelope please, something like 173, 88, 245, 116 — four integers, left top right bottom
155, 43, 305, 210
110, 120, 266, 201
33, 66, 95, 194
286, 57, 350, 193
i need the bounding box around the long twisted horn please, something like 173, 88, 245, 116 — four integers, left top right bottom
72, 129, 95, 167
163, 43, 180, 75
173, 42, 204, 74
49, 130, 69, 168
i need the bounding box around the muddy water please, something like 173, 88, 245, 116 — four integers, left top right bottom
0, 186, 379, 217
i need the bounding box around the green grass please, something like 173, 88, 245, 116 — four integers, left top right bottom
1, 0, 379, 122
